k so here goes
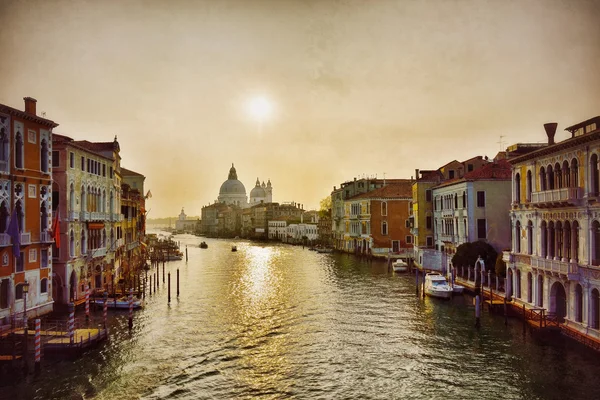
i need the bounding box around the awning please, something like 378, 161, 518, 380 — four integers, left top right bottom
88, 222, 105, 230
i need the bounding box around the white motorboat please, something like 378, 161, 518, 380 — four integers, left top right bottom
93, 297, 143, 309
392, 259, 408, 272
424, 273, 453, 299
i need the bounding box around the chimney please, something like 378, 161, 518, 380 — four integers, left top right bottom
544, 123, 558, 146
23, 97, 37, 115
415, 169, 420, 179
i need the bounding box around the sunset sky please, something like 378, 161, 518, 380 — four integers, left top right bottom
1, 0, 598, 218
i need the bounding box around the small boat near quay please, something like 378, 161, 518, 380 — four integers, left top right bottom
452, 284, 465, 294
392, 259, 408, 272
424, 273, 453, 299
316, 248, 333, 253
92, 297, 143, 309
199, 241, 208, 249
231, 245, 237, 252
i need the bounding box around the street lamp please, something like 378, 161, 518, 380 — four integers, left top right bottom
22, 281, 29, 375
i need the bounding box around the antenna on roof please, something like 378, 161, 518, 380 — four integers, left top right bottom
41, 111, 46, 117
498, 135, 506, 151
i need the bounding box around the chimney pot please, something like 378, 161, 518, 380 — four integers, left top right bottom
23, 97, 37, 115
415, 169, 420, 179
544, 122, 558, 146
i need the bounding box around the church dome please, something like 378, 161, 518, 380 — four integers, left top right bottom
219, 164, 246, 195
250, 185, 266, 198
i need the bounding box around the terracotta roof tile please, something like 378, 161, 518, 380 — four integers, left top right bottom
350, 181, 413, 200
436, 159, 511, 188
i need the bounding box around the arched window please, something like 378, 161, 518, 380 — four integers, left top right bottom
563, 160, 570, 188
70, 230, 75, 257
540, 167, 547, 191
69, 183, 75, 212
592, 289, 600, 329
0, 201, 7, 233
555, 162, 562, 188
547, 165, 554, 190
593, 221, 600, 265
537, 275, 544, 307
571, 158, 579, 187
548, 221, 555, 258
540, 221, 547, 258
15, 130, 23, 169
381, 202, 387, 216
40, 139, 48, 173
81, 229, 87, 255
516, 269, 521, 299
527, 220, 533, 255
526, 170, 532, 202
515, 221, 521, 253
81, 185, 86, 212
15, 198, 24, 232
40, 278, 48, 293
564, 221, 572, 260
572, 221, 580, 262
556, 221, 563, 259
575, 284, 583, 323
462, 191, 466, 208
527, 272, 533, 303
0, 126, 9, 172
591, 154, 599, 195
454, 193, 458, 209
382, 221, 388, 235
40, 201, 48, 231
515, 173, 521, 203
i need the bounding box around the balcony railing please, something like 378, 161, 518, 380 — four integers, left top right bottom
531, 256, 578, 275
21, 232, 31, 245
40, 231, 53, 243
530, 187, 583, 207
439, 234, 456, 242
0, 233, 9, 246
69, 211, 79, 221
80, 211, 90, 221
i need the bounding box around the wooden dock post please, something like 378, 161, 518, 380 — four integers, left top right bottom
415, 268, 419, 296
504, 297, 508, 325
128, 288, 133, 330
422, 270, 425, 298
34, 318, 41, 376
163, 263, 165, 283
177, 268, 180, 297
168, 272, 171, 304
186, 246, 188, 262
475, 295, 481, 328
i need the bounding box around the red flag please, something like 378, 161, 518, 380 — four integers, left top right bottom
51, 209, 60, 248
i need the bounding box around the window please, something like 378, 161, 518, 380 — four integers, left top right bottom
15, 252, 24, 272
426, 236, 434, 247
406, 235, 412, 244
109, 166, 113, 178
40, 278, 48, 293
29, 249, 37, 263
41, 139, 49, 172
28, 184, 36, 198
449, 170, 455, 179
52, 150, 59, 167
468, 164, 474, 172
0, 279, 8, 309
102, 164, 106, 177
81, 156, 85, 170
426, 216, 432, 229
70, 152, 75, 168
382, 221, 388, 235
41, 249, 48, 268
28, 129, 36, 144
477, 191, 485, 207
405, 220, 410, 228
15, 284, 24, 300
426, 190, 432, 202
0, 122, 8, 173
381, 202, 387, 216
477, 219, 487, 239
15, 131, 24, 169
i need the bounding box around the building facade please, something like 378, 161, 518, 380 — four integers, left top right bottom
0, 97, 58, 320
505, 117, 600, 340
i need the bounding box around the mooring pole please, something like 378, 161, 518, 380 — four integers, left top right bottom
34, 318, 41, 376
422, 270, 426, 298
177, 268, 180, 297
85, 285, 90, 324
186, 246, 188, 262
163, 263, 165, 283
415, 268, 419, 296
128, 288, 133, 330
168, 272, 171, 304
68, 302, 75, 345
475, 295, 481, 328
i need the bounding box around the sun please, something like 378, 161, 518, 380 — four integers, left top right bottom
247, 96, 273, 122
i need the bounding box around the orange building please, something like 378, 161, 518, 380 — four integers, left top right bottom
0, 97, 58, 320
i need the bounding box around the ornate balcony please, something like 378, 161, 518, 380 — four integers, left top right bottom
69, 211, 79, 221
530, 187, 583, 207
20, 232, 31, 245
531, 255, 578, 277
0, 233, 9, 247
80, 211, 90, 221
40, 231, 53, 243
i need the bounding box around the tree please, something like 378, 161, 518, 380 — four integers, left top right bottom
495, 253, 507, 277
319, 196, 332, 218
451, 240, 498, 273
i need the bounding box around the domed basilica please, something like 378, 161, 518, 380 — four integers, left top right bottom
217, 164, 272, 208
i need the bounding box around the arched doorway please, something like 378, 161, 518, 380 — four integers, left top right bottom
537, 275, 544, 307
69, 269, 78, 302
52, 275, 63, 305
507, 268, 514, 299
550, 282, 567, 323
575, 284, 583, 323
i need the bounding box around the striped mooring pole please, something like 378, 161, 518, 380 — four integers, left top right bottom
103, 293, 108, 330
85, 285, 90, 323
68, 302, 75, 345
128, 288, 133, 330
34, 318, 41, 375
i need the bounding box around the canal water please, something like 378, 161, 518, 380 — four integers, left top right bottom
4, 231, 600, 399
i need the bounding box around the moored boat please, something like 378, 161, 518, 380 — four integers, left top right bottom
392, 259, 408, 272
93, 297, 143, 309
316, 248, 333, 253
199, 241, 208, 249
424, 273, 453, 299
452, 284, 465, 294
231, 245, 237, 252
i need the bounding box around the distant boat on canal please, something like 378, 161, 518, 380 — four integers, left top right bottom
392, 259, 408, 272
231, 245, 237, 252
199, 241, 208, 249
